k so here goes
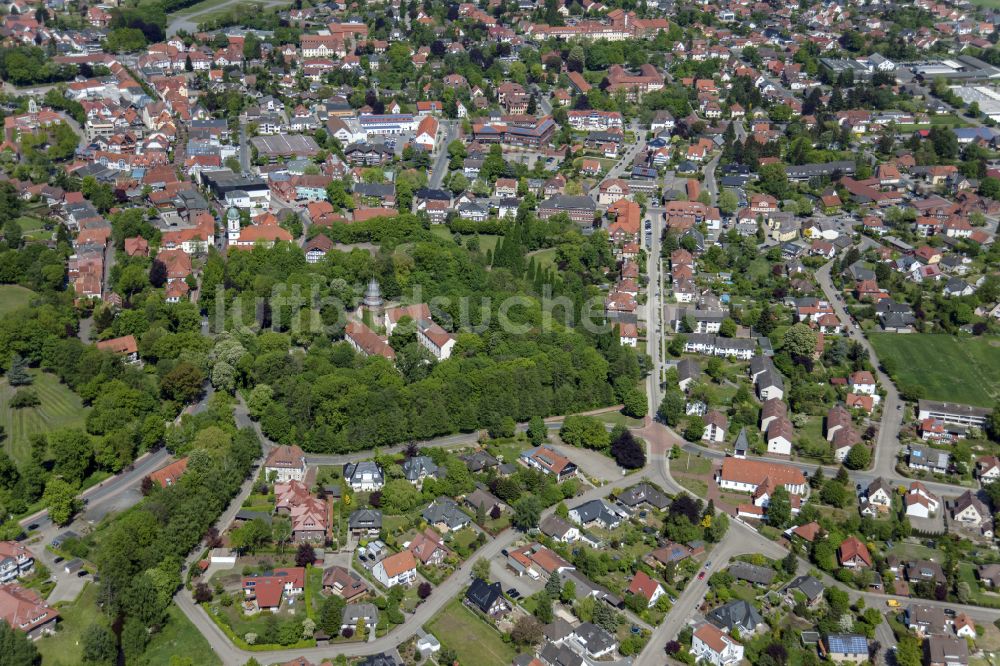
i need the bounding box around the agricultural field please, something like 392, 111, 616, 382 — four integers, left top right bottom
427, 597, 518, 666
869, 334, 1000, 407
0, 370, 89, 465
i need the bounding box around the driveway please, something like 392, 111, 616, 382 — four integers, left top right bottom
47, 570, 88, 604
546, 442, 623, 484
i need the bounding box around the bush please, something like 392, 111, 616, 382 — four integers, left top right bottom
9, 388, 40, 408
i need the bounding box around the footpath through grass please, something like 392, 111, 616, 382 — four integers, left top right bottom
869, 333, 1000, 407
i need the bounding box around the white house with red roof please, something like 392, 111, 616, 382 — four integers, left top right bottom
626, 571, 665, 608
691, 623, 744, 666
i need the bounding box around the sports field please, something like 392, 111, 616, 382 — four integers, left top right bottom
869, 333, 1000, 407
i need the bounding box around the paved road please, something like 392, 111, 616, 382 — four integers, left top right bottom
634, 524, 787, 666
815, 259, 903, 479
19, 448, 171, 534
428, 120, 458, 189
238, 116, 250, 175
703, 153, 720, 206
167, 0, 288, 34
588, 122, 644, 198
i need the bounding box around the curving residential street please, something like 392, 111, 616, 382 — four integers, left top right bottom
815, 259, 903, 478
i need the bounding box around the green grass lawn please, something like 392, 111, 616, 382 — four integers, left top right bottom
1, 370, 89, 466
433, 227, 502, 256
0, 284, 35, 314
529, 247, 558, 271
674, 452, 711, 475
143, 605, 223, 666
15, 216, 51, 241
427, 597, 518, 666
599, 412, 646, 428
36, 583, 106, 666
676, 476, 708, 497
869, 334, 1000, 406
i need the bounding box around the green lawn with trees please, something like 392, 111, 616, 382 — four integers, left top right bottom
0, 370, 89, 466
869, 334, 1000, 406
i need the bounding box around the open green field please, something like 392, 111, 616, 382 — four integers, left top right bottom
37, 584, 106, 666
143, 606, 223, 666
869, 334, 1000, 407
0, 284, 35, 314
426, 597, 518, 666
430, 227, 502, 255
15, 216, 51, 242
528, 247, 558, 271
0, 371, 89, 465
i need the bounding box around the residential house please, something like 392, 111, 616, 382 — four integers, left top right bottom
322, 566, 368, 603
571, 622, 618, 659
242, 568, 305, 610
519, 447, 578, 480
401, 456, 441, 487
568, 499, 627, 530
348, 509, 382, 536
422, 497, 471, 532
977, 456, 1000, 484
465, 578, 509, 617
341, 603, 379, 632
703, 410, 728, 443
863, 477, 894, 515
707, 599, 765, 634
626, 571, 665, 608
784, 575, 825, 607
907, 604, 948, 637
908, 445, 949, 474
927, 636, 969, 666
372, 551, 417, 588
691, 622, 744, 666
616, 483, 671, 511
343, 461, 385, 491
838, 536, 872, 568
825, 634, 869, 663
0, 543, 33, 584
0, 585, 59, 638
952, 490, 992, 536
539, 515, 581, 543
728, 562, 776, 587
407, 528, 451, 567
264, 445, 307, 483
